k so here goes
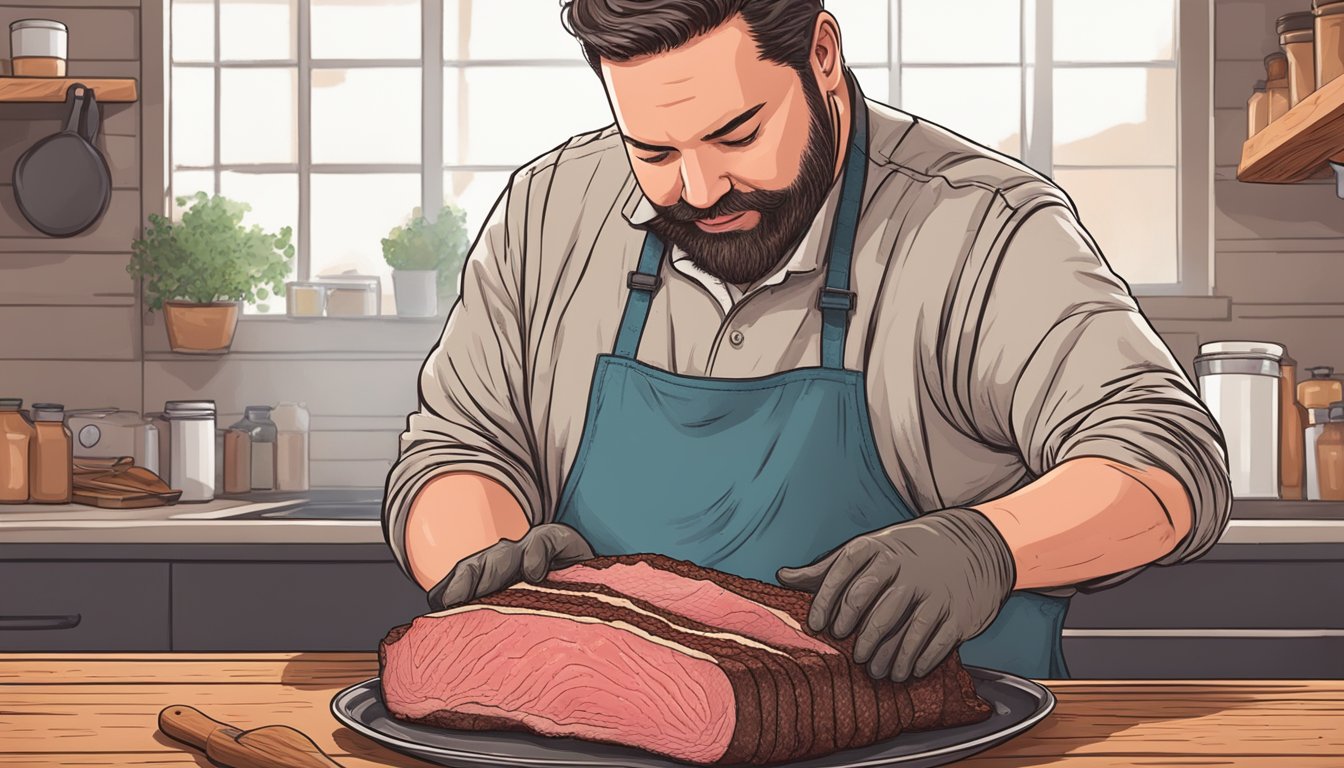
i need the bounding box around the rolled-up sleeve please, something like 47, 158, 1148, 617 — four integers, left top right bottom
382, 175, 542, 579
965, 200, 1232, 591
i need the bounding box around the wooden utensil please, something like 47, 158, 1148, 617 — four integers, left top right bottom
158, 704, 346, 768
74, 456, 182, 508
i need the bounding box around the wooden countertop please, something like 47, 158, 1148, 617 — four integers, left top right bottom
1, 654, 1341, 767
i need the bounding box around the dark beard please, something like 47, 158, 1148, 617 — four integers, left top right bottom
644, 75, 838, 286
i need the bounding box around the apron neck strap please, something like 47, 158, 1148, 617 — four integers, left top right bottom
819, 73, 869, 370
613, 231, 667, 359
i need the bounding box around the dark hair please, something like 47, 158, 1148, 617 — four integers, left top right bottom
561, 0, 824, 75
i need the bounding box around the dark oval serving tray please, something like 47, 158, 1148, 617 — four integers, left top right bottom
330, 666, 1054, 768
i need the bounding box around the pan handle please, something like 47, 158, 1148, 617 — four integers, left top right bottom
62, 82, 88, 135
80, 88, 101, 144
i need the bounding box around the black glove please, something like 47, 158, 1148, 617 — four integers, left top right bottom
426, 523, 595, 610
776, 507, 1015, 682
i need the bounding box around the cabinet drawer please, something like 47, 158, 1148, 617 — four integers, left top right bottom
0, 563, 170, 651
171, 562, 428, 651
1066, 560, 1344, 629
1062, 634, 1344, 679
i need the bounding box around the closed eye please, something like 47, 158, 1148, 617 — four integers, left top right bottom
638, 151, 673, 164
722, 127, 760, 147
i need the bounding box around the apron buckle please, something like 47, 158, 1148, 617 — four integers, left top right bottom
627, 271, 662, 293
818, 287, 857, 312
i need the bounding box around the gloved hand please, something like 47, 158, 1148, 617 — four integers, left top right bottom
426, 523, 594, 611
776, 507, 1016, 682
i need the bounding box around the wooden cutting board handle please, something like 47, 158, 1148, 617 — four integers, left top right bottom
158, 704, 345, 768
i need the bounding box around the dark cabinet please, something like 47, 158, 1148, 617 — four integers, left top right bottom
0, 563, 170, 651
170, 561, 427, 652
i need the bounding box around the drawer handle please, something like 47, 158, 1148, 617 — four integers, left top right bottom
0, 614, 82, 631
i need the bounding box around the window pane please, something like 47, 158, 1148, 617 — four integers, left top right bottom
1054, 68, 1175, 166
313, 0, 420, 59
445, 0, 582, 61
902, 0, 1019, 64
219, 172, 298, 314
171, 66, 214, 167
170, 171, 215, 216
445, 66, 611, 167
171, 0, 214, 62
219, 0, 296, 61
445, 169, 511, 236
901, 67, 1021, 157
311, 173, 421, 314
1055, 0, 1174, 63
312, 68, 420, 164
220, 68, 297, 164
851, 66, 889, 103
828, 0, 889, 65
1053, 168, 1177, 285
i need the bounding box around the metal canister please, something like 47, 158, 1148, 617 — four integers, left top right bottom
1194, 341, 1284, 498
162, 400, 217, 502
9, 19, 67, 77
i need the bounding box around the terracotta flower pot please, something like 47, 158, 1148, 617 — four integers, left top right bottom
163, 301, 240, 354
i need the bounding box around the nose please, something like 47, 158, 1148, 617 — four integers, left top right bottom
678, 151, 730, 211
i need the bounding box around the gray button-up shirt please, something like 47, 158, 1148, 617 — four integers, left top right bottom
382, 97, 1232, 596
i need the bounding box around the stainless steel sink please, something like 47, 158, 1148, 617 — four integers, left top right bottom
252, 500, 382, 520
191, 490, 384, 520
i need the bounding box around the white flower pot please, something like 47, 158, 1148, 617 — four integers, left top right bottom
392, 269, 439, 318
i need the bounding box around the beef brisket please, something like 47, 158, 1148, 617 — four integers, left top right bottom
379, 553, 992, 766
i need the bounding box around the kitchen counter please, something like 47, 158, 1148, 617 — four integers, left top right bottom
2, 494, 1343, 559
0, 653, 1340, 767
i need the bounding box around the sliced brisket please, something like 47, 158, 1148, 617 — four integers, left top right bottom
379, 553, 992, 766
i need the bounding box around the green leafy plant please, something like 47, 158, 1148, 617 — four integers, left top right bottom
381, 204, 471, 300
127, 191, 295, 313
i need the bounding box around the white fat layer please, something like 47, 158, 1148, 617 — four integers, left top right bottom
422, 603, 719, 663
565, 564, 806, 632
508, 582, 791, 658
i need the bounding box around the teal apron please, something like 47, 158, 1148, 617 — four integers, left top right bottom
553, 95, 1070, 679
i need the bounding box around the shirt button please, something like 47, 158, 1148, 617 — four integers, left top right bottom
729, 330, 745, 348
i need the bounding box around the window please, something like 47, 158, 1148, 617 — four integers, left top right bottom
832, 0, 1200, 291
169, 0, 1204, 313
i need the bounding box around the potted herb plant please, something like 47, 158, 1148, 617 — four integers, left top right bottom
381, 203, 470, 318
128, 191, 294, 354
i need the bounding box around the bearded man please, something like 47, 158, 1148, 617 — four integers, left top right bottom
382, 0, 1232, 682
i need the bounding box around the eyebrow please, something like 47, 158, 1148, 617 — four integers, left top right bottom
622, 102, 766, 153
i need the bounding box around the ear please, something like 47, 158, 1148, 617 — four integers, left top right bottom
810, 11, 845, 95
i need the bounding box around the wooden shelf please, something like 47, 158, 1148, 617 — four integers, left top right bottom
1238, 71, 1344, 183
0, 76, 138, 103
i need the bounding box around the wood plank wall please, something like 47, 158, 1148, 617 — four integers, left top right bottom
0, 2, 144, 413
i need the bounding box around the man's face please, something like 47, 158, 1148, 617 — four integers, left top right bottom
601, 16, 837, 286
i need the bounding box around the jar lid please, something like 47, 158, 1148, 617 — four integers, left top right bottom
10, 19, 68, 32
1308, 366, 1336, 377
1278, 11, 1315, 34
316, 273, 381, 289
1314, 0, 1344, 10
32, 403, 65, 421
1331, 401, 1344, 421
165, 399, 216, 412
0, 397, 22, 409
164, 399, 216, 418
1198, 340, 1285, 358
